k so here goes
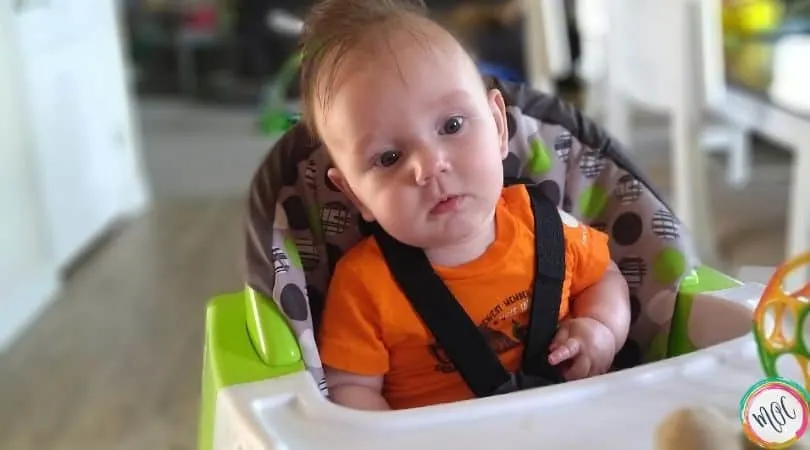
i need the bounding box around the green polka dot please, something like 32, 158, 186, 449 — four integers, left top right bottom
283, 237, 303, 269
669, 331, 697, 357
679, 269, 701, 288
646, 332, 670, 362
577, 186, 608, 220
528, 139, 553, 175
307, 204, 323, 241
653, 248, 687, 284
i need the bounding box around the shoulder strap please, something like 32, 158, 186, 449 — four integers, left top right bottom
520, 185, 566, 383
373, 227, 512, 398
372, 182, 568, 397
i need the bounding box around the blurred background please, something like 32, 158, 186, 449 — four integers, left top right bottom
1, 0, 808, 448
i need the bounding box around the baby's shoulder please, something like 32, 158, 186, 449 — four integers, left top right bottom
501, 184, 531, 206
500, 184, 534, 228
330, 234, 388, 279
327, 235, 400, 303
501, 184, 588, 231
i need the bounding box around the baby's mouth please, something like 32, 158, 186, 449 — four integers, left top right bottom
430, 194, 463, 215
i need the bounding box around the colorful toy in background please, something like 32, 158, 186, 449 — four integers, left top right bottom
721, 0, 785, 90
753, 251, 810, 388
476, 61, 525, 83
183, 3, 220, 32
723, 0, 785, 38
256, 9, 305, 136
257, 52, 302, 136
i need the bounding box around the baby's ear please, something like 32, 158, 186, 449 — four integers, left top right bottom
487, 88, 509, 159
326, 167, 375, 222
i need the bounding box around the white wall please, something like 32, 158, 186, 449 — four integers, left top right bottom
0, 2, 60, 351
15, 0, 151, 268
0, 0, 151, 351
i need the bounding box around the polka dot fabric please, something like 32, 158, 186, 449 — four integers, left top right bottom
244, 80, 701, 394
498, 106, 700, 364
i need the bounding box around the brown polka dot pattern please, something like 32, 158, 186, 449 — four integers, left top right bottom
243, 80, 702, 393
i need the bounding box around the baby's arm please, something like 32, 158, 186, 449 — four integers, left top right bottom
318, 252, 392, 411
551, 210, 631, 375
325, 367, 390, 411
570, 260, 631, 350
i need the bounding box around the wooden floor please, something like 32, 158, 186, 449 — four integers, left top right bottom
0, 96, 795, 450
0, 199, 246, 450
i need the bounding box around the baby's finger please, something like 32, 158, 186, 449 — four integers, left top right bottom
548, 337, 581, 365
549, 324, 571, 352
562, 352, 592, 381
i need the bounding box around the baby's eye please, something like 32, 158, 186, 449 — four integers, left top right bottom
376, 150, 400, 168
440, 116, 464, 135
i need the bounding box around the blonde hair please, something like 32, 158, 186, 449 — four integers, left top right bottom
298, 0, 431, 138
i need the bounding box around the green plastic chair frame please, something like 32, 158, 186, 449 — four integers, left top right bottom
197, 264, 743, 450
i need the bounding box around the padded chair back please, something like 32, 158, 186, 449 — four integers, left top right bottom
244, 77, 701, 391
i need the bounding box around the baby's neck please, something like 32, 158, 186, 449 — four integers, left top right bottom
424, 217, 497, 267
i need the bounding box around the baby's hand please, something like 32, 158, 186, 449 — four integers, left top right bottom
547, 317, 616, 380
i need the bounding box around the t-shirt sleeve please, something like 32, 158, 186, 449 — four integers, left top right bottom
559, 209, 612, 296
317, 257, 389, 376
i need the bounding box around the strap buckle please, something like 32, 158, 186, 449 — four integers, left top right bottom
491, 371, 556, 396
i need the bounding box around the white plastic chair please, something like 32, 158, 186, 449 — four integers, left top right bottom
723, 34, 810, 288
520, 0, 572, 93
575, 0, 745, 267
575, 0, 609, 117
577, 0, 752, 190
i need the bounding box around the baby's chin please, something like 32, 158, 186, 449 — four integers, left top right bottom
374, 198, 497, 248
393, 232, 467, 250
387, 217, 491, 250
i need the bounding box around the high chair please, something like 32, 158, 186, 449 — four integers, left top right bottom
197, 76, 773, 449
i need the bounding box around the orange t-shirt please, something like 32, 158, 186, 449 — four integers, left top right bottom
317, 185, 611, 410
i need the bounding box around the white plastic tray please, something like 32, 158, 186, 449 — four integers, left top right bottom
212, 283, 809, 449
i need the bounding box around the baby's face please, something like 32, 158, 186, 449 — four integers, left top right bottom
316, 22, 509, 251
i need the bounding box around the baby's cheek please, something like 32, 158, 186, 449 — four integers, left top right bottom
371, 190, 413, 222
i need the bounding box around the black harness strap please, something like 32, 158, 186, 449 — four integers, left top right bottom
373, 183, 566, 398
373, 229, 511, 397
520, 184, 566, 383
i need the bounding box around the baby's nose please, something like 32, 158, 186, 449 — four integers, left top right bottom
413, 148, 450, 185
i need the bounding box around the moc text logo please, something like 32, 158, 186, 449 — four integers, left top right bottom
740, 378, 810, 449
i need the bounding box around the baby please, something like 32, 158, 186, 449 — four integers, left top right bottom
299, 0, 631, 411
